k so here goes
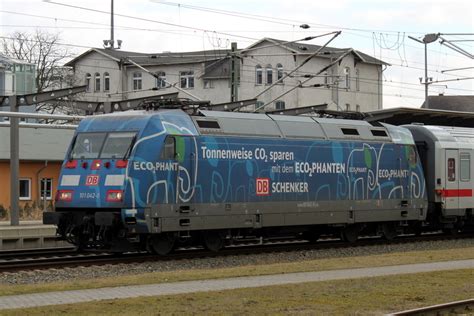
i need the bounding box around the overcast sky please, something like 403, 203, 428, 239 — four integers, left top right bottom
1, 0, 473, 108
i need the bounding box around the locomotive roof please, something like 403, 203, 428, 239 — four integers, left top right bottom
196, 110, 413, 144
79, 109, 415, 144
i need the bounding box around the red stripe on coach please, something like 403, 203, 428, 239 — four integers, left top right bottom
441, 189, 473, 197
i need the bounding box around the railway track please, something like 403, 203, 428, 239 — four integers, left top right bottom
389, 298, 474, 315
0, 232, 472, 273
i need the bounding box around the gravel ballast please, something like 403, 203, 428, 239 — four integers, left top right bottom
1, 238, 473, 285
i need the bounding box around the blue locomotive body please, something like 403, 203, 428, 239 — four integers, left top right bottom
45, 109, 427, 253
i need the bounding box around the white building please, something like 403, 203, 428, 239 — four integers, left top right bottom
65, 38, 388, 113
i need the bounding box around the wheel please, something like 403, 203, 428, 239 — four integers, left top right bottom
442, 227, 459, 236
202, 231, 225, 252
341, 225, 359, 243
380, 223, 398, 241
149, 233, 176, 256
302, 230, 320, 243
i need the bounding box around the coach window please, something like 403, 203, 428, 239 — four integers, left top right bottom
161, 136, 176, 160
448, 158, 456, 182
460, 154, 470, 182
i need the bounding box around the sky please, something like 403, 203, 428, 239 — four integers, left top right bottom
0, 0, 473, 109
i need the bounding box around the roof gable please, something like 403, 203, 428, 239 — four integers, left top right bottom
241, 37, 389, 66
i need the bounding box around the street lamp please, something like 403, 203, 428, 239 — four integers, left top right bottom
408, 33, 440, 108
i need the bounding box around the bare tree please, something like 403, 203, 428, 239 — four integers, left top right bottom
1, 30, 81, 114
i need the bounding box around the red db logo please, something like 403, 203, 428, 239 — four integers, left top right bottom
256, 178, 270, 196
86, 175, 99, 186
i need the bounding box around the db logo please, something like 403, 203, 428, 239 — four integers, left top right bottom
86, 175, 99, 186
256, 178, 270, 196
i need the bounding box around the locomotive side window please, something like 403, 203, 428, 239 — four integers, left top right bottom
161, 136, 176, 160
341, 128, 359, 136
408, 146, 417, 165
460, 154, 470, 182
448, 158, 456, 182
371, 130, 388, 137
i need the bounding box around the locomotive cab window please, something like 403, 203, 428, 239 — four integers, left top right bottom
161, 136, 176, 160
448, 158, 456, 182
100, 132, 136, 159
460, 154, 470, 182
70, 133, 106, 159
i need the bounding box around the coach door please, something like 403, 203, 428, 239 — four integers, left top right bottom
458, 151, 472, 211
444, 149, 459, 210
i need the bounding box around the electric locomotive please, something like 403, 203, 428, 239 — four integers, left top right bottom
44, 109, 428, 254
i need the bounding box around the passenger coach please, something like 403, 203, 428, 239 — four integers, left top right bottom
405, 124, 474, 232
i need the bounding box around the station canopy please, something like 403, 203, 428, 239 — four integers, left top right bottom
365, 107, 474, 128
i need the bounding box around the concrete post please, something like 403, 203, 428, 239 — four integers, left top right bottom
9, 96, 20, 226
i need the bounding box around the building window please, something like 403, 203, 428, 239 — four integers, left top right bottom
133, 72, 142, 90
345, 103, 351, 111
155, 71, 166, 88
19, 178, 31, 201
265, 64, 273, 84
85, 73, 91, 92
355, 68, 360, 91
344, 67, 351, 89
180, 71, 194, 89
40, 178, 53, 200
276, 63, 284, 81
356, 104, 360, 112
255, 65, 262, 85
94, 73, 100, 92
103, 72, 110, 92
255, 101, 264, 112
203, 80, 214, 89
275, 100, 285, 110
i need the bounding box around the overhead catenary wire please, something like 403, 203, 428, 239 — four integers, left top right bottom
2, 1, 465, 107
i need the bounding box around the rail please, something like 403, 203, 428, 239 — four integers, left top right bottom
388, 298, 474, 315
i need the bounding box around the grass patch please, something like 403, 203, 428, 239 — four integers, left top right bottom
1, 246, 473, 297
3, 269, 473, 315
